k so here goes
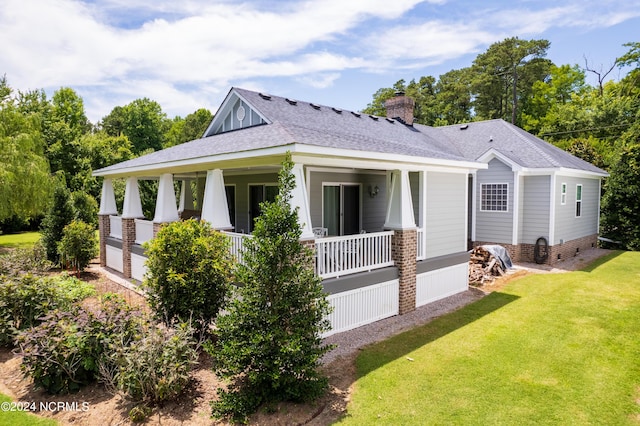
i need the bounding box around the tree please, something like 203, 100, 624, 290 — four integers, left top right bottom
164, 108, 213, 148
600, 144, 640, 250
210, 153, 332, 422
143, 219, 233, 333
0, 80, 51, 222
471, 37, 552, 125
101, 98, 170, 154
40, 183, 75, 263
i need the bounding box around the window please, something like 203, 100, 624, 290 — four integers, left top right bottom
561, 183, 567, 205
481, 183, 508, 212
576, 184, 582, 217
248, 184, 278, 231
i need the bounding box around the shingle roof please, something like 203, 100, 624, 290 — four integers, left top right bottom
94, 88, 607, 176
434, 119, 606, 174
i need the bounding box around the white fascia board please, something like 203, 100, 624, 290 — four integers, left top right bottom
93, 145, 296, 178
477, 148, 523, 171
292, 145, 486, 172
518, 167, 607, 178
94, 143, 486, 178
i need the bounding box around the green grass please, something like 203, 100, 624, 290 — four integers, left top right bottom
0, 232, 41, 249
0, 394, 58, 425
340, 251, 640, 425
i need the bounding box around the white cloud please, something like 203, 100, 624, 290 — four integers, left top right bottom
1, 0, 639, 122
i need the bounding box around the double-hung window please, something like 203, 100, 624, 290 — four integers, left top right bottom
480, 183, 508, 212
576, 184, 582, 217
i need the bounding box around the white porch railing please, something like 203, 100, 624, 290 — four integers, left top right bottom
135, 219, 154, 245
417, 227, 426, 260
315, 231, 394, 279
109, 215, 122, 239
223, 231, 252, 265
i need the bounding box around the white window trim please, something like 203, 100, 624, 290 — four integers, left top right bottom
479, 182, 509, 213
560, 182, 567, 205
575, 184, 583, 218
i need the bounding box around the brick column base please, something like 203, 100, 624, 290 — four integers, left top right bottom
391, 229, 417, 315
153, 222, 164, 238
122, 218, 136, 278
300, 238, 317, 272
98, 214, 111, 267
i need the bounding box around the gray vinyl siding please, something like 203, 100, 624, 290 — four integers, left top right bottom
223, 172, 278, 233
475, 158, 513, 244
553, 176, 600, 244
520, 175, 550, 243
424, 171, 467, 258
308, 170, 387, 232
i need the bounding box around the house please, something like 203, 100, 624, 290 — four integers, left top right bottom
434, 119, 608, 263
93, 87, 606, 336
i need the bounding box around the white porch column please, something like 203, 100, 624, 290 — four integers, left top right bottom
178, 179, 195, 212
122, 177, 144, 219
153, 173, 179, 223
99, 178, 118, 215
291, 163, 314, 239
201, 169, 232, 230
384, 170, 416, 230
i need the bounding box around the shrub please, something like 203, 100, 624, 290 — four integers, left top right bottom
0, 273, 94, 346
17, 295, 142, 394
101, 321, 198, 403
143, 219, 233, 333
0, 240, 52, 276
58, 220, 98, 273
71, 190, 99, 229
40, 184, 74, 264
210, 154, 333, 422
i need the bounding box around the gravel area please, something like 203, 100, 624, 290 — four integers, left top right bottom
321, 247, 613, 365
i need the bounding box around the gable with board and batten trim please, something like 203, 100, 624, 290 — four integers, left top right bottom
204, 91, 269, 137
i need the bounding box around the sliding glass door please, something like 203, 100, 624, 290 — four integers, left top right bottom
322, 184, 361, 236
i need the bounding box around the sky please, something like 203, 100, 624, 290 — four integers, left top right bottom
1, 0, 639, 124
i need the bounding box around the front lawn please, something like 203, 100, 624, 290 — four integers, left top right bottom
343, 251, 640, 424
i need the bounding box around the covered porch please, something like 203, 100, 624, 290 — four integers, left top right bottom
98, 162, 427, 283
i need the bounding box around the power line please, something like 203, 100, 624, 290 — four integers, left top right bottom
540, 123, 631, 137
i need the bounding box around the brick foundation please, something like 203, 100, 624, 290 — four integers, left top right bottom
548, 234, 598, 265
121, 218, 136, 278
98, 214, 111, 267
391, 229, 417, 315
473, 234, 599, 265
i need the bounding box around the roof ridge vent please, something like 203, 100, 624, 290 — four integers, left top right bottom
385, 118, 395, 123
460, 124, 469, 130
350, 111, 361, 118
369, 115, 379, 121
285, 98, 297, 105
332, 107, 342, 114
310, 103, 321, 110
258, 93, 271, 100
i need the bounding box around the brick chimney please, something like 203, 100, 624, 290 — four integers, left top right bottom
384, 91, 415, 125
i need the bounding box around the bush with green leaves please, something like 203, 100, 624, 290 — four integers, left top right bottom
71, 190, 99, 229
57, 220, 98, 273
40, 184, 75, 264
143, 219, 233, 333
0, 273, 95, 346
101, 321, 198, 404
17, 295, 142, 394
0, 240, 52, 276
209, 153, 333, 423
